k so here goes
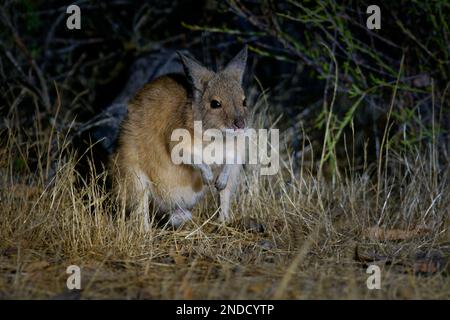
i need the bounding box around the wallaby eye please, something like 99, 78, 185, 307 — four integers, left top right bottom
243, 98, 247, 107
210, 100, 221, 109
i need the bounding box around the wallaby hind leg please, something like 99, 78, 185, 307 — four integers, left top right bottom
137, 188, 150, 231
127, 169, 151, 232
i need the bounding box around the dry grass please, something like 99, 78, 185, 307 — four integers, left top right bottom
0, 0, 449, 300
0, 112, 449, 300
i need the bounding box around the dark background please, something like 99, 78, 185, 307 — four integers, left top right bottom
1, 0, 449, 178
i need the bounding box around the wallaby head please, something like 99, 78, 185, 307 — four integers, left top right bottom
178, 46, 249, 132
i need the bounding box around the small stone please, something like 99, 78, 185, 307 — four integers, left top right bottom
258, 240, 275, 251
243, 218, 265, 233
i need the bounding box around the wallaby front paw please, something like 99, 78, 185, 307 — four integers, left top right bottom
215, 164, 231, 191
215, 175, 228, 191
201, 167, 214, 184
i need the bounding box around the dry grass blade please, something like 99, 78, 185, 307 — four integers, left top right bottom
364, 226, 431, 241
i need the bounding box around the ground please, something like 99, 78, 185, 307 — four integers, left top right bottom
0, 141, 448, 299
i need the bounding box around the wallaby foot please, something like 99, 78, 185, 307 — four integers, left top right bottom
168, 208, 193, 227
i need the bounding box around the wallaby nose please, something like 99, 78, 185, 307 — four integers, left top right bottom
233, 118, 245, 129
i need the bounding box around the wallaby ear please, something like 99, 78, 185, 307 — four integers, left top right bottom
177, 51, 213, 91
223, 45, 248, 84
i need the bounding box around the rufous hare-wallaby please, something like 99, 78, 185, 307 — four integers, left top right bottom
111, 47, 249, 230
